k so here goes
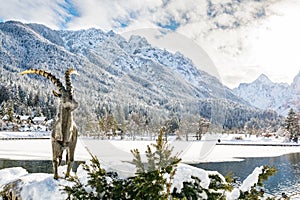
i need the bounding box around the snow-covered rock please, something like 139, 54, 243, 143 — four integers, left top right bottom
0, 166, 74, 200
239, 166, 263, 192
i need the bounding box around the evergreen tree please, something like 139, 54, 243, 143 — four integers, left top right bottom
5, 99, 15, 122
129, 128, 181, 199
285, 108, 300, 142
164, 117, 179, 135
99, 111, 118, 137
0, 85, 10, 105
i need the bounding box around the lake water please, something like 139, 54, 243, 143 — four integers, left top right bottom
0, 159, 84, 173
194, 152, 300, 196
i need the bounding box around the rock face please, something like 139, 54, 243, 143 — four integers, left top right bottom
233, 72, 300, 116
291, 72, 300, 94
1, 179, 23, 200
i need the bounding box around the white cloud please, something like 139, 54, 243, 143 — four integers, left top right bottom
66, 0, 163, 30
250, 0, 300, 83
65, 0, 118, 30
0, 0, 69, 29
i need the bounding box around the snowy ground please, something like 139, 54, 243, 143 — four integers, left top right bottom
1, 133, 299, 168
0, 137, 89, 161
1, 132, 300, 199
82, 133, 300, 166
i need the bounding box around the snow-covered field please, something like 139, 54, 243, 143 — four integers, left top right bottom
0, 136, 90, 161
1, 133, 299, 164
82, 133, 300, 166
1, 132, 300, 199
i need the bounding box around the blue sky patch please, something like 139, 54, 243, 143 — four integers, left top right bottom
157, 19, 180, 31
113, 18, 129, 29
63, 0, 80, 17
58, 0, 80, 28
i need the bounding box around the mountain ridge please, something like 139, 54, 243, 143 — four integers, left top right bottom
0, 21, 281, 131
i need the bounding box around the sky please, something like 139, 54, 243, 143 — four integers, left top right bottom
0, 0, 299, 88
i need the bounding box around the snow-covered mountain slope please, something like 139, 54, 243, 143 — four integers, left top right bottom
0, 21, 280, 129
234, 73, 300, 116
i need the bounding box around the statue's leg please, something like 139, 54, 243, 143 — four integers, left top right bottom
66, 132, 78, 178
52, 141, 63, 179
65, 148, 73, 178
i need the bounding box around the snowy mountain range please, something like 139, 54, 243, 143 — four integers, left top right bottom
0, 21, 281, 130
233, 73, 300, 116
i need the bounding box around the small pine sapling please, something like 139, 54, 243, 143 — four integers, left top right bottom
130, 127, 181, 199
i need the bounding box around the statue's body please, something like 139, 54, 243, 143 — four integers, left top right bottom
20, 68, 79, 179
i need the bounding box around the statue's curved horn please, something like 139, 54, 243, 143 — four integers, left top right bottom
19, 69, 65, 92
65, 68, 79, 97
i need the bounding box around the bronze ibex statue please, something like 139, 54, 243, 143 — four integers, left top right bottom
19, 68, 79, 179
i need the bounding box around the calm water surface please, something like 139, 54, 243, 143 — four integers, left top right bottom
194, 153, 300, 196
0, 159, 84, 173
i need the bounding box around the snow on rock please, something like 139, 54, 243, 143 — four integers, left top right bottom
226, 166, 267, 199
172, 163, 211, 191
0, 166, 75, 200
227, 188, 240, 200
239, 166, 263, 192
20, 173, 71, 200
0, 167, 28, 186
75, 164, 89, 186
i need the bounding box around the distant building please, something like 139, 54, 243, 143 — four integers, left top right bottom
0, 114, 52, 132
20, 115, 30, 121
2, 115, 9, 121
32, 117, 47, 125
16, 115, 31, 124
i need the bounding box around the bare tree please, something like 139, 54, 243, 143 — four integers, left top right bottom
178, 114, 198, 141
196, 117, 210, 140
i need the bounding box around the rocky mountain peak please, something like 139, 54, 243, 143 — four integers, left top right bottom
254, 74, 273, 85
291, 71, 300, 92
233, 72, 300, 116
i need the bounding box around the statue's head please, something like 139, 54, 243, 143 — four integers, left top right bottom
19, 68, 79, 111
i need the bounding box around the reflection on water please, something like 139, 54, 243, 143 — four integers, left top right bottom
0, 159, 84, 173
194, 153, 300, 196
